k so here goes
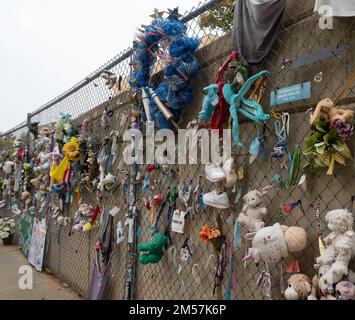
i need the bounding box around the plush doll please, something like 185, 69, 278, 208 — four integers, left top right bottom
242, 223, 307, 264
314, 209, 355, 287
307, 273, 336, 300
284, 274, 312, 300
138, 231, 168, 265
33, 152, 51, 173
335, 281, 355, 300
310, 98, 354, 126
198, 84, 219, 122
21, 191, 31, 213
238, 190, 267, 232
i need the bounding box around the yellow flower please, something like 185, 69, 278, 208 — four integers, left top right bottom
23, 163, 30, 170
63, 137, 81, 162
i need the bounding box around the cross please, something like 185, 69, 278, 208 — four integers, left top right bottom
150, 8, 165, 19
167, 7, 182, 20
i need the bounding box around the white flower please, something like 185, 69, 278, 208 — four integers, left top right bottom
0, 232, 9, 239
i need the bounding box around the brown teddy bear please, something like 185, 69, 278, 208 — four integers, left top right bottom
310, 98, 353, 126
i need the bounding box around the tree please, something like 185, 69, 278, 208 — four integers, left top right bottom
199, 0, 234, 33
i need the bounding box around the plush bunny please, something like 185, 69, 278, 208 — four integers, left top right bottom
314, 209, 355, 287
242, 223, 307, 264
284, 274, 312, 300
238, 189, 267, 232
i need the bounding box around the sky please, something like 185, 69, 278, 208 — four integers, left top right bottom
0, 0, 203, 132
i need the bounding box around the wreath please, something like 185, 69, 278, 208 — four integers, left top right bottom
129, 8, 200, 129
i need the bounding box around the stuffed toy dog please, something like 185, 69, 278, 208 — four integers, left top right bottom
284, 274, 312, 300
138, 231, 168, 264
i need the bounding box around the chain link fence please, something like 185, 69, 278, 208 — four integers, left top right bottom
1, 0, 355, 300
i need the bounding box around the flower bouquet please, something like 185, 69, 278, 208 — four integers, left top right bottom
304, 99, 354, 175
0, 217, 16, 245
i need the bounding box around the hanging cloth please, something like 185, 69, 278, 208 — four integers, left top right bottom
211, 51, 240, 135
88, 251, 112, 300
97, 210, 113, 266
213, 236, 227, 296
233, 0, 287, 65
226, 242, 237, 300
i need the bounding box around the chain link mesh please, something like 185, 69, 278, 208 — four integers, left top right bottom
1, 0, 355, 300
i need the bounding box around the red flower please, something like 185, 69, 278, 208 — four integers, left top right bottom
147, 164, 155, 173
283, 204, 293, 214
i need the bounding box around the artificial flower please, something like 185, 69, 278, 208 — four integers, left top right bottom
304, 119, 352, 175
63, 137, 81, 162
199, 224, 221, 243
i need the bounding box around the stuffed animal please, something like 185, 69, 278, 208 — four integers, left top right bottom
335, 281, 355, 300
284, 274, 312, 300
33, 152, 51, 173
198, 84, 219, 122
242, 223, 307, 264
307, 273, 335, 300
310, 98, 354, 126
238, 189, 267, 232
314, 209, 355, 287
307, 275, 319, 300
138, 231, 168, 264
21, 191, 31, 213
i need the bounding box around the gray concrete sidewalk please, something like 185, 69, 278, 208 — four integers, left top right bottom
0, 244, 81, 300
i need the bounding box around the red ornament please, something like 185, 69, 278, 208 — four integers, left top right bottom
153, 194, 164, 206
147, 164, 155, 173
144, 198, 151, 210
283, 204, 292, 214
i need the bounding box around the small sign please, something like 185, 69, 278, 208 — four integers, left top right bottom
109, 206, 120, 217
270, 82, 311, 106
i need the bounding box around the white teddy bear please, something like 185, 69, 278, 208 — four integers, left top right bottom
238, 189, 267, 232
314, 209, 355, 287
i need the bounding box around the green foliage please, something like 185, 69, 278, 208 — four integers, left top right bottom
199, 0, 234, 33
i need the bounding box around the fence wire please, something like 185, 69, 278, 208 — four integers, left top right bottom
1, 0, 355, 300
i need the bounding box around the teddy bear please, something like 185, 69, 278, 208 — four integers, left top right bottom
138, 231, 168, 265
284, 274, 312, 300
314, 209, 355, 287
310, 98, 354, 126
242, 223, 307, 264
238, 189, 267, 232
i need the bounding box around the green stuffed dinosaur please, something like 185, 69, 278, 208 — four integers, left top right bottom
138, 230, 168, 264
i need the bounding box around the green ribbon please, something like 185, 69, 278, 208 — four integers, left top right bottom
285, 145, 302, 189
